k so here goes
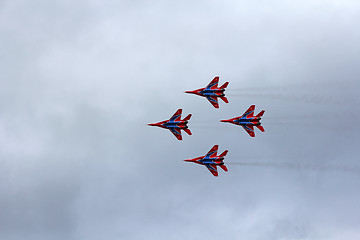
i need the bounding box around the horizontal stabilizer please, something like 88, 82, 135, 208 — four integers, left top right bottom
184, 128, 192, 135
256, 110, 265, 118
219, 150, 228, 157
220, 96, 229, 103
183, 114, 192, 121
256, 125, 265, 132
220, 165, 228, 172
220, 82, 229, 89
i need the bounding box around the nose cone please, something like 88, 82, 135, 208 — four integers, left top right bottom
148, 122, 160, 127
220, 119, 231, 123
184, 159, 193, 162
185, 90, 195, 94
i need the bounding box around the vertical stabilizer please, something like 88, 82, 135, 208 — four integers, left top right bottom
220, 82, 229, 89
256, 125, 265, 132
256, 110, 265, 118
183, 114, 192, 121
219, 150, 228, 157
220, 96, 229, 103
183, 128, 192, 135
219, 165, 228, 172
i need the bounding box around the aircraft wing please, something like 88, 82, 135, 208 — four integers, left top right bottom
205, 145, 218, 158
241, 124, 255, 137
205, 164, 218, 177
169, 127, 182, 140
205, 95, 219, 108
241, 105, 255, 118
205, 76, 219, 90
169, 109, 182, 122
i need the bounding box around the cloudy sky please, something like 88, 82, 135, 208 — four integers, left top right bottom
1, 0, 360, 239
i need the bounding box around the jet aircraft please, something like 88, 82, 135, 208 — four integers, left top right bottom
221, 105, 265, 137
148, 109, 192, 140
185, 76, 229, 108
184, 145, 228, 177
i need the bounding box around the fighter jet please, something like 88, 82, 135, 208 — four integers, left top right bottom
185, 76, 229, 108
184, 145, 228, 177
221, 105, 265, 137
148, 109, 192, 140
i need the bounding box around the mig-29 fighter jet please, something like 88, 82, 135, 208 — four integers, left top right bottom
148, 109, 192, 140
185, 76, 229, 108
184, 145, 228, 177
221, 105, 265, 137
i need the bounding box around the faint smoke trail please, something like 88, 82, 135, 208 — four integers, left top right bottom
229, 80, 359, 92
190, 120, 216, 123
230, 86, 298, 92
265, 112, 360, 119
190, 121, 219, 128
226, 92, 344, 105
230, 87, 284, 92
191, 126, 220, 129
227, 161, 360, 174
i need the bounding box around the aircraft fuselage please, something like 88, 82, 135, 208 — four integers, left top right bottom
234, 118, 261, 125
200, 89, 225, 97
163, 121, 188, 129
191, 156, 225, 165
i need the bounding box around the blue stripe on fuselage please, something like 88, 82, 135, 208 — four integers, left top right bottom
236, 118, 260, 124
201, 157, 223, 162
203, 160, 221, 165
201, 89, 224, 95
236, 119, 253, 123
164, 121, 184, 126
164, 123, 183, 128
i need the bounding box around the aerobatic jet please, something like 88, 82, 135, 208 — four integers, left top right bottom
185, 76, 229, 108
148, 109, 192, 140
184, 145, 228, 177
221, 105, 265, 137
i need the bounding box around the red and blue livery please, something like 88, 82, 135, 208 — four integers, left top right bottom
148, 109, 192, 140
221, 105, 265, 137
184, 145, 228, 177
185, 76, 229, 108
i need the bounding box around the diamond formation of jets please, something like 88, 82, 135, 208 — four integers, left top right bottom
221, 105, 265, 137
185, 76, 229, 108
148, 77, 267, 177
148, 109, 192, 140
184, 145, 228, 177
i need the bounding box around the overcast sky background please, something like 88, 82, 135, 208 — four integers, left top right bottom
1, 0, 360, 239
